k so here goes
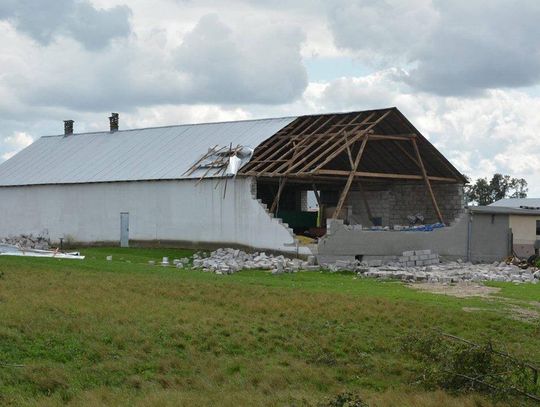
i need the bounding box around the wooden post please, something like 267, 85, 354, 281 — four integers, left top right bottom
411, 138, 445, 224
270, 178, 286, 214
332, 135, 369, 219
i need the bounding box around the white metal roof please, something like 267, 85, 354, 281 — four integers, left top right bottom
470, 205, 540, 216
0, 117, 296, 186
489, 198, 540, 209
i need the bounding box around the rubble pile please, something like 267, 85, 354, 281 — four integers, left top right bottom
328, 259, 539, 284
0, 234, 50, 250
187, 248, 538, 284
191, 248, 319, 275
398, 249, 439, 266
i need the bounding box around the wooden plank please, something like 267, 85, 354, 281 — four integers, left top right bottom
241, 117, 309, 172
269, 113, 360, 176
344, 132, 355, 168
268, 134, 322, 175
183, 145, 218, 176
270, 178, 287, 214
368, 134, 416, 141
247, 115, 334, 175
393, 140, 419, 166
316, 169, 457, 182
288, 115, 326, 136
332, 135, 370, 219
290, 113, 376, 174
241, 136, 292, 173
411, 138, 445, 224
303, 114, 340, 136
310, 110, 392, 173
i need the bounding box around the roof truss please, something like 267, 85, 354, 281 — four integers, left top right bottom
239, 108, 467, 224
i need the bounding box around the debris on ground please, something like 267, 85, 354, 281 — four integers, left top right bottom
1, 233, 50, 250
334, 259, 538, 284
182, 248, 539, 283
190, 248, 318, 275
0, 244, 84, 259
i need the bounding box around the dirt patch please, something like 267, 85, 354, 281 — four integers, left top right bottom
411, 282, 501, 298
507, 305, 540, 323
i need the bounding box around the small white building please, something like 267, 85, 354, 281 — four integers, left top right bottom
488, 198, 540, 258
0, 109, 467, 256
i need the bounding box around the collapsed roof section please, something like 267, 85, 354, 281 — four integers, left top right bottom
240, 108, 466, 224
240, 108, 464, 183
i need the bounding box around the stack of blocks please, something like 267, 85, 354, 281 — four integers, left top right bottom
399, 249, 439, 267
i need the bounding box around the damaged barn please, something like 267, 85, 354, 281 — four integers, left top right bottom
0, 107, 492, 261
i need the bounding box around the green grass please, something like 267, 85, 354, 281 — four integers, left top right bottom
0, 247, 538, 406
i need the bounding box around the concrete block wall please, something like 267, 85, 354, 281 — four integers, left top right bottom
318, 211, 511, 264
349, 182, 464, 226
388, 182, 464, 225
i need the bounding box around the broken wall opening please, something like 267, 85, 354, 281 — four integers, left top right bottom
258, 178, 464, 236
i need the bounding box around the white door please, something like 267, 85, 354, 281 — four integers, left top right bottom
120, 212, 129, 247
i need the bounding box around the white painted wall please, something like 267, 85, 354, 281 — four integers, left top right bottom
0, 177, 309, 254
509, 215, 540, 244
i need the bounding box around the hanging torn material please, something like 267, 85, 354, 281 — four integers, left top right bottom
225, 154, 242, 176
183, 145, 253, 181
0, 244, 85, 259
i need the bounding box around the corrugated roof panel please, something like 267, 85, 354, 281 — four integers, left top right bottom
0, 117, 296, 186
489, 198, 540, 208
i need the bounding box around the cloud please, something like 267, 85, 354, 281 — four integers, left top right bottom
326, 0, 540, 96
0, 12, 307, 111
1, 131, 33, 160
0, 0, 132, 50
174, 13, 308, 104
300, 71, 540, 194
407, 0, 540, 95
328, 0, 437, 62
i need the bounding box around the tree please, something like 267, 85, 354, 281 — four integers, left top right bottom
465, 173, 528, 205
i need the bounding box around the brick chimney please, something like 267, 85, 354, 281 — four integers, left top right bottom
109, 113, 119, 132
64, 120, 74, 135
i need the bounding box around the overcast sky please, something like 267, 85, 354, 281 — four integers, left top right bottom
1, 0, 539, 194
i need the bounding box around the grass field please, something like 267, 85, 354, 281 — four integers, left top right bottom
0, 247, 538, 406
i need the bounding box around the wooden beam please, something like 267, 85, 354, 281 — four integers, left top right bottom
392, 140, 419, 167
291, 113, 377, 175
344, 132, 355, 168
270, 178, 287, 214
332, 135, 370, 219
368, 134, 417, 141
269, 133, 323, 175
411, 138, 444, 224
271, 113, 362, 176
316, 169, 458, 182
241, 136, 291, 173
310, 110, 392, 173
242, 117, 310, 173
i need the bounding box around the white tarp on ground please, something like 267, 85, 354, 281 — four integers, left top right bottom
0, 244, 84, 259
